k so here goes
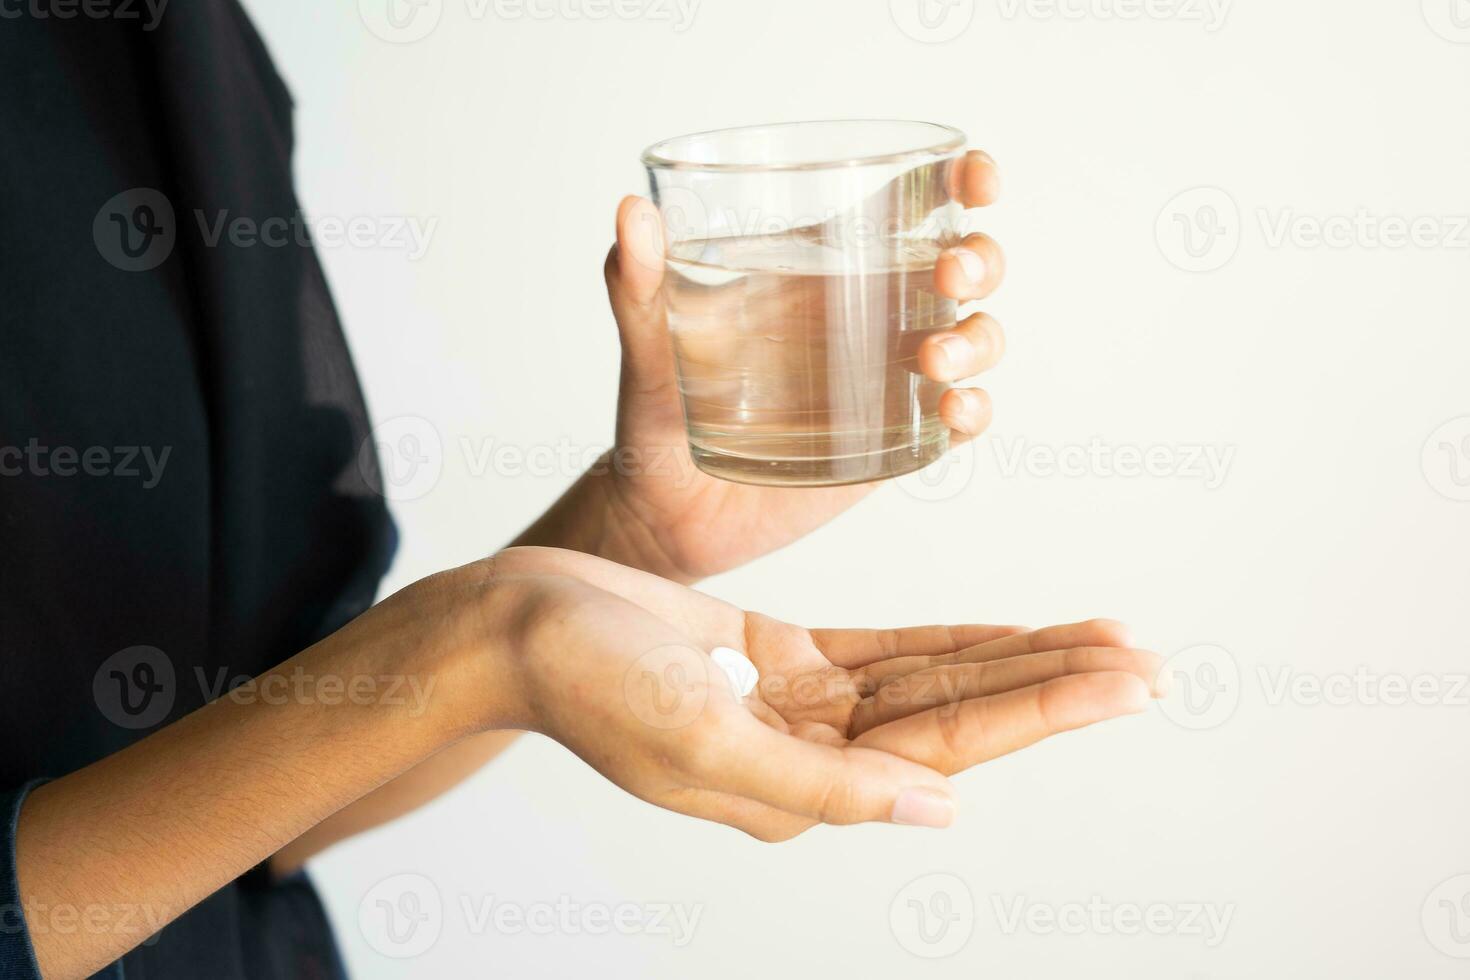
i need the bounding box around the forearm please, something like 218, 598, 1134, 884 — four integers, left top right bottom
15, 575, 500, 979
268, 729, 521, 876
273, 470, 692, 877
268, 475, 677, 876
280, 471, 695, 865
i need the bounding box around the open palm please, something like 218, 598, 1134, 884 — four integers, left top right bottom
498, 547, 1164, 843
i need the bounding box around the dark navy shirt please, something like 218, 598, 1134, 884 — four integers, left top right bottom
1, 3, 396, 976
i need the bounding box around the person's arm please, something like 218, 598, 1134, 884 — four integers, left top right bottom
264, 516, 605, 878
13, 548, 1159, 979
269, 153, 1011, 868
14, 566, 512, 979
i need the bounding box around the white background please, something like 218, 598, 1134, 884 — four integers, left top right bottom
239, 1, 1470, 976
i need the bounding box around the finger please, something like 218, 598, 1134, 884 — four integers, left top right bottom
935, 233, 1005, 301
810, 624, 1029, 670
612, 195, 666, 302
854, 672, 1150, 775
666, 715, 873, 841
745, 697, 790, 732
850, 647, 1166, 737
860, 619, 1134, 685
607, 197, 679, 416
704, 715, 958, 828
938, 387, 993, 443
947, 150, 1002, 209
918, 312, 1006, 383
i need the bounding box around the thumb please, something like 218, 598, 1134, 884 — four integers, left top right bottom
612, 195, 666, 303
712, 718, 958, 829
608, 195, 671, 374
607, 196, 686, 443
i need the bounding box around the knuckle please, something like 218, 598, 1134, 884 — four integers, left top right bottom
932, 704, 970, 768
963, 232, 1001, 256
1034, 677, 1067, 733
816, 765, 861, 825
981, 315, 1006, 358
1083, 618, 1133, 647
874, 627, 903, 658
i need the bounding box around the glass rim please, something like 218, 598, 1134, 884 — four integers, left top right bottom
640, 119, 967, 173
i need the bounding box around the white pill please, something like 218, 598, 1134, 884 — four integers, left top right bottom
709, 646, 759, 698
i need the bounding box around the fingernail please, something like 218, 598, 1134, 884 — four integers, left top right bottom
946, 248, 985, 283
1154, 665, 1174, 698
936, 334, 971, 374
626, 199, 666, 271
892, 788, 956, 828
949, 389, 984, 431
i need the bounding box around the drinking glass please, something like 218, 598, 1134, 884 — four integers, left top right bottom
642, 119, 967, 487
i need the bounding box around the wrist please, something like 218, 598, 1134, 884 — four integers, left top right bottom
586, 467, 700, 585
437, 561, 541, 737
346, 564, 536, 745
513, 461, 700, 585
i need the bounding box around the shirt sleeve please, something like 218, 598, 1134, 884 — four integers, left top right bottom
0, 781, 46, 980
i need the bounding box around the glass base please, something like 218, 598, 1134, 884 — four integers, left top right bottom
688, 431, 949, 488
